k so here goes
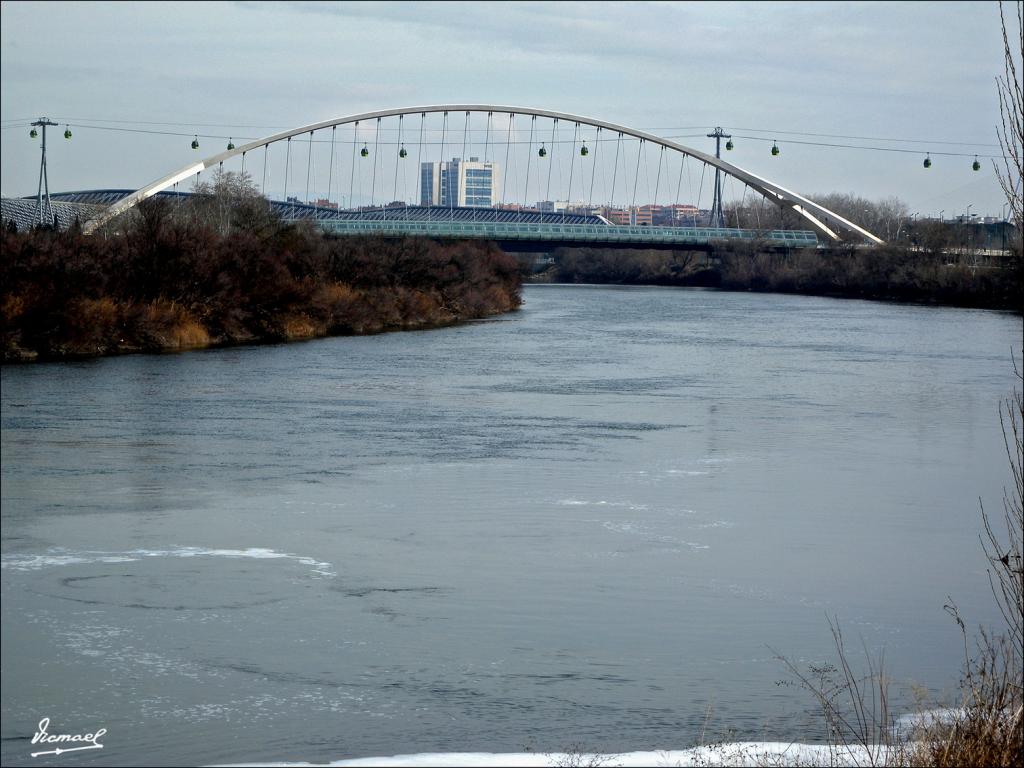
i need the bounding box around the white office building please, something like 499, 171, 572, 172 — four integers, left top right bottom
420, 157, 499, 207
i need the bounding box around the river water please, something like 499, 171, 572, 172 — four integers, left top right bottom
1, 285, 1020, 766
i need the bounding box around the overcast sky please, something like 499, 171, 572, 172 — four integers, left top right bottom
1, 0, 1017, 218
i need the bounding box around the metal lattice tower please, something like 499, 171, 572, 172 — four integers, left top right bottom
32, 118, 59, 228
707, 127, 731, 228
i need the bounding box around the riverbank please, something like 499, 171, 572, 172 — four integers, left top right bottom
213, 743, 908, 766
541, 244, 1023, 312
0, 225, 521, 362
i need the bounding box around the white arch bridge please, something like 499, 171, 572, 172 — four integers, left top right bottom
82, 105, 884, 245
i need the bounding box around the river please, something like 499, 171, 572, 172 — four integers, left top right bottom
1, 285, 1020, 766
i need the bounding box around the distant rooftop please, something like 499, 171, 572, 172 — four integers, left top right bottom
35, 190, 607, 227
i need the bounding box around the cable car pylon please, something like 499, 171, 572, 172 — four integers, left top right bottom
707, 126, 731, 228
31, 117, 59, 228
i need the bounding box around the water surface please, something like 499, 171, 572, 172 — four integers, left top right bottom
2, 285, 1020, 766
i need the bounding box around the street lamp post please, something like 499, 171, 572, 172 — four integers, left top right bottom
896, 212, 920, 244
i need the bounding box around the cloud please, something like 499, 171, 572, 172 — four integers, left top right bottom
1, 0, 1012, 214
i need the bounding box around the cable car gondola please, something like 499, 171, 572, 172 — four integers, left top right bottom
580, 143, 589, 156
399, 146, 407, 158
30, 128, 38, 139
538, 143, 547, 158
360, 144, 369, 157
726, 139, 734, 151
972, 156, 981, 171
771, 141, 780, 156
923, 154, 932, 168
64, 126, 72, 139
191, 135, 200, 150
227, 138, 235, 150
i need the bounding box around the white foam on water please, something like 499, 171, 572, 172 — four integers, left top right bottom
0, 553, 140, 570
602, 521, 646, 535
680, 540, 710, 550
601, 522, 709, 551
1, 547, 336, 578
558, 499, 648, 510
211, 743, 905, 767
665, 508, 698, 517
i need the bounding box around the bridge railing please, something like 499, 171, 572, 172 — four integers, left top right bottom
311, 219, 819, 247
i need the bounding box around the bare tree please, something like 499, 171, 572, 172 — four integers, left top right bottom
804, 192, 909, 243
189, 169, 277, 236
996, 1, 1023, 231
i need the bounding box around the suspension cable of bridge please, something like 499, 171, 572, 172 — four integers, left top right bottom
457, 111, 468, 222
327, 125, 336, 211
696, 162, 707, 225
478, 112, 491, 223
357, 125, 365, 218
501, 113, 513, 209
588, 126, 600, 210
565, 121, 579, 223
545, 118, 557, 204
305, 130, 313, 211
523, 115, 535, 221
653, 144, 664, 211
370, 118, 380, 214
284, 136, 292, 218
674, 152, 685, 213
438, 112, 447, 223
392, 115, 402, 215
261, 142, 269, 198
631, 138, 643, 212
349, 121, 358, 217
609, 131, 621, 209
415, 113, 425, 214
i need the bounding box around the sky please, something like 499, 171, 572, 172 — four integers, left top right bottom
1, 0, 1018, 219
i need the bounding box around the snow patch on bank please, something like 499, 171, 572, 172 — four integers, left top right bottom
215, 742, 905, 767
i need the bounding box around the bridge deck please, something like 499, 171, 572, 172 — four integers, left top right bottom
313, 218, 819, 247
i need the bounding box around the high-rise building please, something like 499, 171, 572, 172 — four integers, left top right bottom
420, 157, 499, 207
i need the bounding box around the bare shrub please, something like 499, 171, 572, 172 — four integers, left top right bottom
773, 617, 907, 767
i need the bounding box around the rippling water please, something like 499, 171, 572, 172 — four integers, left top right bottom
2, 286, 1020, 766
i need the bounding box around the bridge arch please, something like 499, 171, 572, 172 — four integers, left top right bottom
82, 105, 883, 243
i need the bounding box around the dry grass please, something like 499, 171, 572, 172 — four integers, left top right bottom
167, 318, 211, 349
280, 313, 324, 340
772, 617, 909, 767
